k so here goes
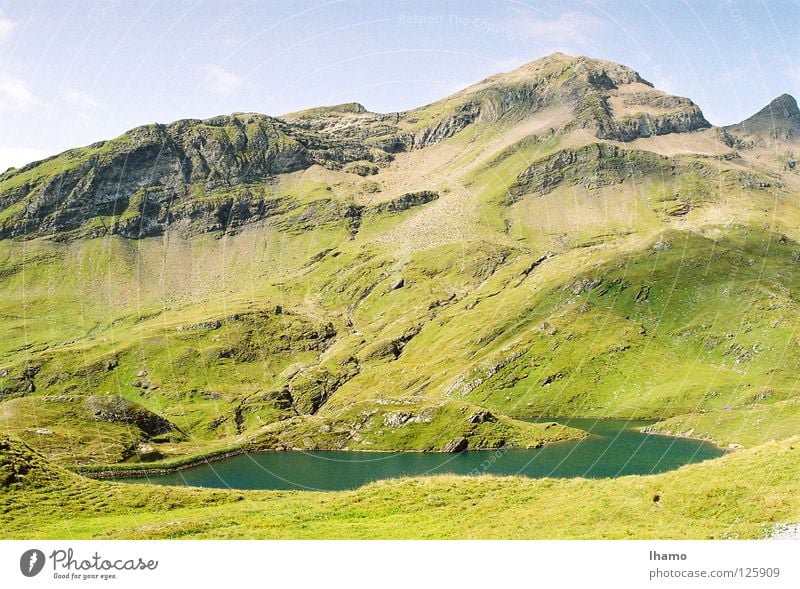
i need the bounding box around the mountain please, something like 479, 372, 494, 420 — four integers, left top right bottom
0, 53, 710, 240
1, 53, 799, 472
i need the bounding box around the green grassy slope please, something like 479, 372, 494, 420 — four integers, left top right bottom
465, 228, 800, 419
1, 54, 800, 473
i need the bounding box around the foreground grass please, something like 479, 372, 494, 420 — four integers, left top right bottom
2, 435, 798, 539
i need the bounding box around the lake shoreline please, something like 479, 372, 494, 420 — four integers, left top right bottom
638, 425, 734, 452
77, 441, 571, 480
79, 419, 595, 480
79, 417, 725, 488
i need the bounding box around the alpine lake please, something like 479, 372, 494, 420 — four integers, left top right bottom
118, 418, 724, 491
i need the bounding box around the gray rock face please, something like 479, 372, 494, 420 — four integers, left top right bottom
135, 443, 164, 462
0, 106, 450, 240
83, 395, 176, 436
288, 358, 358, 415
0, 115, 320, 239
409, 103, 482, 148
370, 191, 439, 214
593, 90, 711, 141
507, 143, 670, 203
443, 437, 468, 452
596, 108, 710, 142
383, 412, 412, 427
382, 410, 432, 427
467, 410, 495, 424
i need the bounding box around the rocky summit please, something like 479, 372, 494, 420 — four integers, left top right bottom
1, 52, 799, 470
725, 93, 800, 141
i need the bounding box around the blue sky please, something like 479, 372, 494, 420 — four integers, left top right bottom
1, 0, 798, 171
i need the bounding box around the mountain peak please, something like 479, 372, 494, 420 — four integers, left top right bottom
726, 93, 800, 140
473, 52, 652, 92
756, 93, 800, 122
771, 93, 798, 108
450, 52, 704, 141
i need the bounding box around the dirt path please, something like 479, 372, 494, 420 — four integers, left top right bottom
769, 523, 800, 539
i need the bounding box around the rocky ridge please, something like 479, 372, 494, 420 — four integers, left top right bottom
0, 52, 719, 240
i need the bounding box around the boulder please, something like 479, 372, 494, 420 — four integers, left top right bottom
83, 395, 176, 437
443, 437, 468, 453
383, 412, 412, 427
467, 410, 495, 424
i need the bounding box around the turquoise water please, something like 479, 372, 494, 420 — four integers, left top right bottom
119, 418, 724, 491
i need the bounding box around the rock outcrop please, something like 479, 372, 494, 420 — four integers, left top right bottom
443, 437, 469, 452
507, 143, 670, 203
83, 395, 177, 437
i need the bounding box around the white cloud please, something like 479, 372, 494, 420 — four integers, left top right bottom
62, 89, 105, 109
201, 65, 243, 95
0, 146, 48, 172
0, 72, 42, 112
508, 11, 606, 46
0, 12, 15, 43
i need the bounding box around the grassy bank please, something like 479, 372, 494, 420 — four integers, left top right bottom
645, 400, 800, 448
